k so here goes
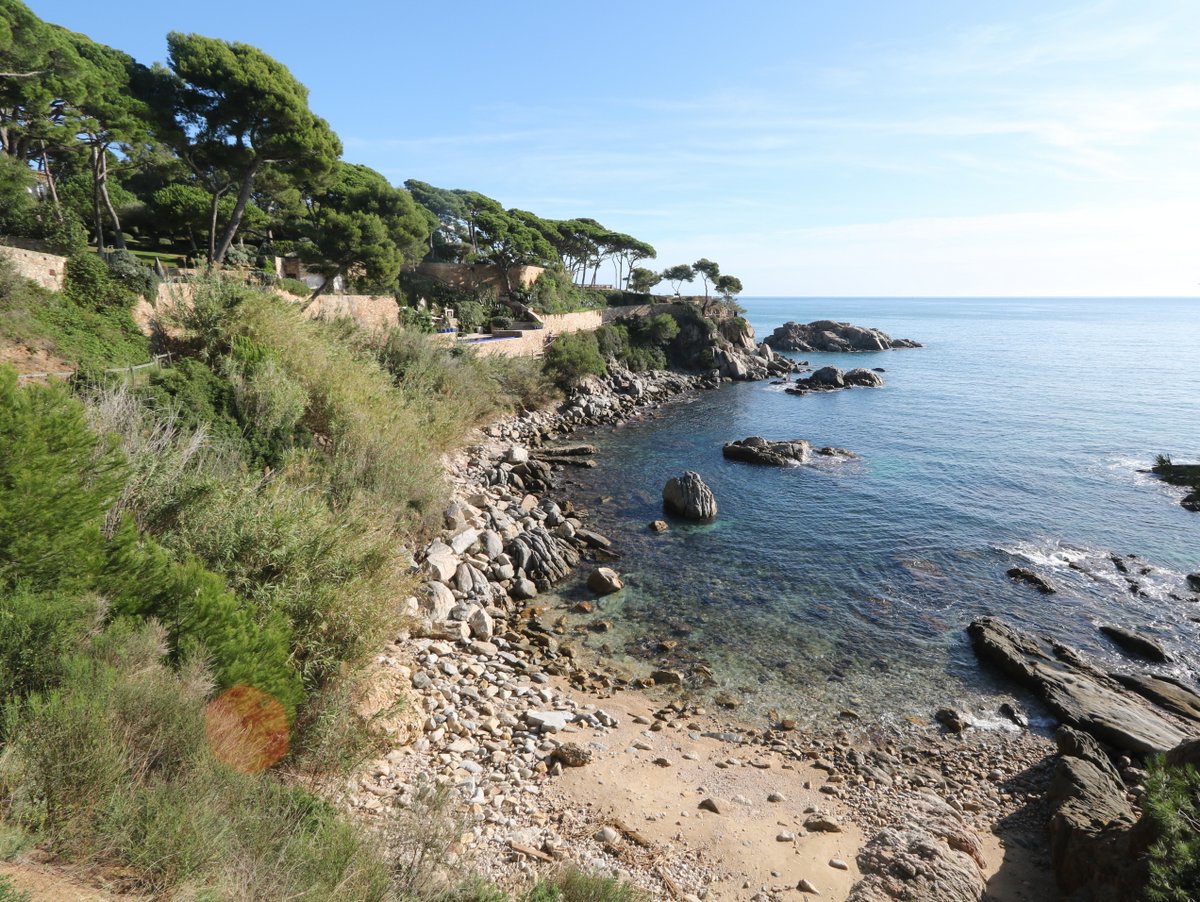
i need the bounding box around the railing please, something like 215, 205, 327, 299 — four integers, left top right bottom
16, 352, 174, 383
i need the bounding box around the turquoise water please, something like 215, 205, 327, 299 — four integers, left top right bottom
553, 297, 1200, 725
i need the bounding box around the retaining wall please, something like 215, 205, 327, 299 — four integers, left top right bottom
1, 242, 67, 291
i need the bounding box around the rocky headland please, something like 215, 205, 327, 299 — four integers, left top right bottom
764, 320, 921, 353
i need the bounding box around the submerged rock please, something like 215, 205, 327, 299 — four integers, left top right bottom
662, 471, 718, 520
722, 436, 811, 466
1006, 566, 1057, 594
764, 319, 922, 353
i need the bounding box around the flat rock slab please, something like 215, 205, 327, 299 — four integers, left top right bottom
968, 617, 1187, 755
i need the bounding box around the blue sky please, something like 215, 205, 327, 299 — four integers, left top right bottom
34, 0, 1200, 295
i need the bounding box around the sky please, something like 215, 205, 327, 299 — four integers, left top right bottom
32, 0, 1200, 296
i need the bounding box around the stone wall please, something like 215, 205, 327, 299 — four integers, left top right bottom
304, 294, 398, 331
463, 309, 603, 359
417, 262, 545, 294
0, 242, 67, 291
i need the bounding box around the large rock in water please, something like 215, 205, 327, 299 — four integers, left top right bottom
662, 471, 718, 520
968, 617, 1187, 754
722, 436, 811, 466
764, 319, 921, 353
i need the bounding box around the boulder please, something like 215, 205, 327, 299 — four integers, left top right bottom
587, 567, 624, 595
1187, 573, 1200, 592
1099, 625, 1170, 663
662, 471, 718, 520
810, 366, 845, 387
506, 525, 580, 584
968, 617, 1187, 754
847, 793, 986, 902
1113, 673, 1200, 721
1048, 726, 1141, 900
722, 436, 811, 466
845, 368, 884, 387
421, 582, 456, 621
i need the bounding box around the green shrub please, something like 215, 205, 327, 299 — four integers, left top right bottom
1144, 757, 1200, 901
543, 331, 605, 387
105, 248, 158, 300
0, 622, 392, 900
0, 586, 96, 713
277, 277, 310, 297
0, 254, 149, 369
64, 252, 133, 311
527, 867, 650, 902
399, 305, 435, 333
529, 266, 604, 314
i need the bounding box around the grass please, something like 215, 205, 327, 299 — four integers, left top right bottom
0, 253, 150, 371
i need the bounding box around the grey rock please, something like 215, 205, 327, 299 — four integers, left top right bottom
723, 436, 811, 466
1006, 567, 1057, 594
764, 320, 921, 353
421, 582, 456, 621
1099, 625, 1170, 662
525, 710, 572, 732
969, 616, 1186, 754
662, 470, 718, 520
844, 368, 884, 388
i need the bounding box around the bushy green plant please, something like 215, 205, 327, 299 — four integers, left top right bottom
105, 248, 158, 300
543, 331, 605, 386
277, 277, 310, 297
0, 621, 392, 900
529, 266, 604, 314
399, 305, 435, 333
1144, 757, 1200, 901
0, 368, 301, 714
64, 251, 133, 311
526, 867, 650, 902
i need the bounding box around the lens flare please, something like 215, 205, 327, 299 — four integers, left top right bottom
205, 684, 289, 773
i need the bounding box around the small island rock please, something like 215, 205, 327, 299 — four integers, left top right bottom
663, 471, 718, 520
723, 436, 811, 466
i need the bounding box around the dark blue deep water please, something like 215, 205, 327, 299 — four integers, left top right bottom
552, 298, 1200, 726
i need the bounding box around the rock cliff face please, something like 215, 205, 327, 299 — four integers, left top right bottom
669, 309, 794, 381
764, 319, 921, 353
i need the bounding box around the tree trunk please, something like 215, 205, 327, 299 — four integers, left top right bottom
207, 190, 221, 265
39, 142, 62, 219
90, 146, 106, 253
302, 267, 340, 311
97, 151, 125, 249
212, 158, 262, 264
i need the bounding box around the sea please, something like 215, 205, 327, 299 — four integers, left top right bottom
548, 297, 1200, 727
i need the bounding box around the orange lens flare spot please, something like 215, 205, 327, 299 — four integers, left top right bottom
205, 684, 289, 774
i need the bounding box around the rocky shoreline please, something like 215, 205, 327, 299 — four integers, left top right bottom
332, 357, 1099, 901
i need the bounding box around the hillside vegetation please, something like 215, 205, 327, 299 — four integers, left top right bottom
0, 255, 654, 899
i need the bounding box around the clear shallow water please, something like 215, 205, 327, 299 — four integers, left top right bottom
552, 298, 1200, 726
